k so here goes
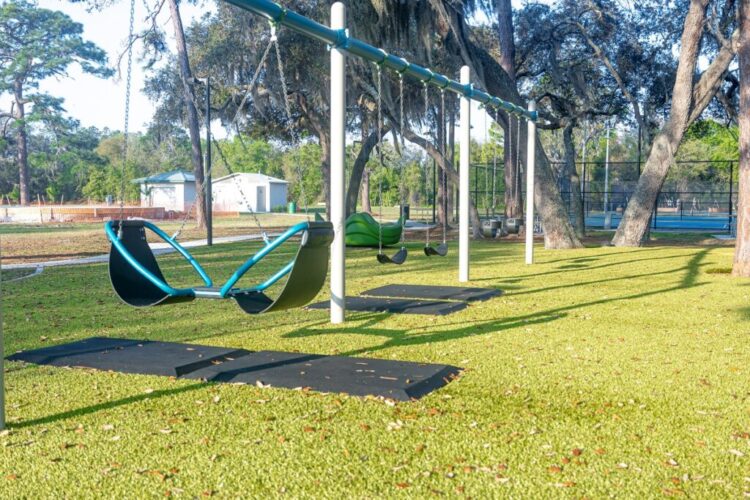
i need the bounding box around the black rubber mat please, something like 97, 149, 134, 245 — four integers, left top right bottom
7, 337, 460, 400
184, 351, 460, 401
307, 296, 467, 315
7, 337, 248, 377
362, 284, 502, 302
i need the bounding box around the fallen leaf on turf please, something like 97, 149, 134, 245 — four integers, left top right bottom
144, 388, 154, 394
396, 482, 410, 489
572, 448, 583, 456
730, 449, 745, 457
359, 423, 371, 431
102, 424, 114, 431
547, 465, 562, 473
554, 481, 576, 488
595, 448, 606, 455
387, 420, 403, 431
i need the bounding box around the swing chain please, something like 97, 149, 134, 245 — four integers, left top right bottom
118, 0, 136, 237
376, 66, 383, 255
273, 26, 310, 219
440, 89, 447, 245
398, 74, 406, 244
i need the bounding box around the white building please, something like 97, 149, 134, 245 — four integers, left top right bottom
135, 170, 289, 214
134, 170, 195, 212
212, 173, 288, 213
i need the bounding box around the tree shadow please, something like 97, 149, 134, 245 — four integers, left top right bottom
283, 249, 712, 357
10, 381, 207, 429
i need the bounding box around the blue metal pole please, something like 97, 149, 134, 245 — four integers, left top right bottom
222, 0, 536, 121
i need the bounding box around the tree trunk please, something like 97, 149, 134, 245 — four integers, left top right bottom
733, 0, 750, 277
14, 80, 29, 205
360, 168, 371, 213
345, 126, 386, 216
319, 130, 332, 218
613, 0, 736, 246
495, 0, 515, 80
167, 0, 205, 228
495, 0, 522, 219
563, 123, 584, 238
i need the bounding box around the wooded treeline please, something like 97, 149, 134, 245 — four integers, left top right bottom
0, 0, 746, 252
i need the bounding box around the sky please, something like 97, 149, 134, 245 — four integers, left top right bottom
11, 0, 532, 141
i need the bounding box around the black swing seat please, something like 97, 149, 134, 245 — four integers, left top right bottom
377, 246, 408, 265
424, 243, 448, 257
107, 219, 334, 315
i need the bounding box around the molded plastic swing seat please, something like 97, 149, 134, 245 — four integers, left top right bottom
377, 246, 408, 265
107, 220, 333, 314
424, 242, 448, 257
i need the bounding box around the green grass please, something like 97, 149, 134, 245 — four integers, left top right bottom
2, 239, 750, 497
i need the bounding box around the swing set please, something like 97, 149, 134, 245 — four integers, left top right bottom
106, 20, 333, 314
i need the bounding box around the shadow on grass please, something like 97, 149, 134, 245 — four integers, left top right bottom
4, 248, 716, 428
11, 381, 207, 429
284, 249, 712, 357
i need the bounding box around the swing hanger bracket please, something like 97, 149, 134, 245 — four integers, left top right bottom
327, 28, 349, 51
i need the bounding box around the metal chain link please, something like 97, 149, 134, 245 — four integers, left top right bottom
273, 29, 309, 219
376, 66, 383, 255
424, 82, 430, 246
173, 31, 277, 240
118, 0, 136, 234
230, 33, 276, 129
492, 109, 499, 214
397, 75, 405, 243
440, 89, 447, 244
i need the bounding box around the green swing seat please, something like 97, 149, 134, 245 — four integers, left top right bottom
106, 220, 333, 314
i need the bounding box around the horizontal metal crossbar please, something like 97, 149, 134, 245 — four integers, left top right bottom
222, 0, 536, 121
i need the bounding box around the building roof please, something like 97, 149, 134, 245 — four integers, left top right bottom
133, 169, 195, 184
214, 172, 288, 184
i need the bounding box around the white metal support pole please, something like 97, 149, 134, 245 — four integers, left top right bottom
330, 2, 346, 323
458, 66, 471, 282
525, 100, 537, 265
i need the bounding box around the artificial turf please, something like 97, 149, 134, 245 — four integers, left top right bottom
1, 237, 749, 497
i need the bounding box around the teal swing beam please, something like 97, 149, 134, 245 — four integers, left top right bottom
223, 0, 537, 122
105, 220, 311, 299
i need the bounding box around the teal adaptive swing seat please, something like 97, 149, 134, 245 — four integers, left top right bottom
105, 220, 334, 314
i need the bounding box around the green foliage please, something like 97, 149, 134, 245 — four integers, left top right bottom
282, 142, 323, 208
672, 120, 739, 185
0, 0, 111, 202
212, 137, 283, 179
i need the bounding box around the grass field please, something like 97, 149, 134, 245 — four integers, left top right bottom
2, 237, 749, 497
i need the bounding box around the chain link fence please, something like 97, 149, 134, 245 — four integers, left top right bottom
554, 160, 737, 232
